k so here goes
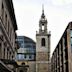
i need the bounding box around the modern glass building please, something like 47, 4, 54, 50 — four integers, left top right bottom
16, 36, 36, 61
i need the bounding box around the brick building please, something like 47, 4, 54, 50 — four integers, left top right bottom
51, 22, 72, 72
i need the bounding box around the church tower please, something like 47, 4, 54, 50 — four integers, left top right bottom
36, 6, 51, 72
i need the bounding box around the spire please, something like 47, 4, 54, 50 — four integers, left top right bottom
42, 4, 44, 14
41, 4, 45, 18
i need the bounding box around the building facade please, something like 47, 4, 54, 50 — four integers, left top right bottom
16, 36, 36, 72
36, 8, 51, 72
0, 0, 18, 72
51, 22, 72, 72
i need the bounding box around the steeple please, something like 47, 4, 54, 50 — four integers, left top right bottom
39, 5, 48, 34
36, 5, 50, 72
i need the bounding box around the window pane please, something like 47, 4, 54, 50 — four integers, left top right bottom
70, 30, 72, 37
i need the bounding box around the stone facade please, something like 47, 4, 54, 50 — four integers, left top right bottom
27, 61, 36, 72
51, 22, 72, 72
0, 0, 18, 71
17, 61, 36, 72
36, 63, 48, 72
36, 8, 51, 72
36, 52, 49, 61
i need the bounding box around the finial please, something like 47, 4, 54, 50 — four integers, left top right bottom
42, 4, 44, 14
41, 4, 45, 18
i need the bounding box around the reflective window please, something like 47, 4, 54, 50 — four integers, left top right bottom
71, 38, 72, 44
16, 36, 36, 61
24, 44, 32, 48
17, 54, 24, 60
29, 55, 32, 59
70, 30, 72, 37
70, 30, 72, 52
24, 55, 26, 59
18, 41, 24, 48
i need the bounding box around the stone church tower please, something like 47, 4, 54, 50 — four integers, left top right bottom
36, 6, 51, 72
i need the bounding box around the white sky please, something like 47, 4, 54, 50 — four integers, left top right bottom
13, 0, 72, 55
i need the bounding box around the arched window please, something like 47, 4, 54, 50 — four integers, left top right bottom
41, 38, 45, 46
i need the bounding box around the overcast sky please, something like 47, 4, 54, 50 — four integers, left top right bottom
13, 0, 72, 55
